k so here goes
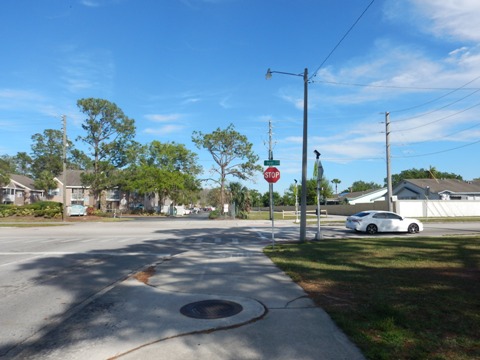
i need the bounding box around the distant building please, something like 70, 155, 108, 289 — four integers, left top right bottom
393, 179, 480, 201
339, 188, 387, 204
2, 174, 45, 205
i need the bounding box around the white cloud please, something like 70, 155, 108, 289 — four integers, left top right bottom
386, 0, 480, 42
143, 124, 185, 135
145, 114, 183, 122
60, 49, 115, 94
412, 0, 480, 42
81, 0, 101, 7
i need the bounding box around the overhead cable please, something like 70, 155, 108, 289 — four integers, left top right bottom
310, 0, 375, 81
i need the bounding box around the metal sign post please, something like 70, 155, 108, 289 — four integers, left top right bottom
264, 165, 281, 248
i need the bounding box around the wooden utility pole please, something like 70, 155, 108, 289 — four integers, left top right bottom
385, 112, 393, 212
62, 115, 67, 221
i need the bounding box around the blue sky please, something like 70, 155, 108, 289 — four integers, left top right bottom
1, 0, 480, 195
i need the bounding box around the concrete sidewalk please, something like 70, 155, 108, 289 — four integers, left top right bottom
12, 242, 364, 360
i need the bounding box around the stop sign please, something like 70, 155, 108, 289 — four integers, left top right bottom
264, 166, 280, 183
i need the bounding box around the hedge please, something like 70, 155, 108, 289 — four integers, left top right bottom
0, 201, 63, 218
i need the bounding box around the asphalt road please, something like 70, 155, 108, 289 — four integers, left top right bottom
0, 216, 478, 358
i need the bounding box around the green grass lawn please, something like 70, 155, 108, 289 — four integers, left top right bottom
264, 236, 480, 360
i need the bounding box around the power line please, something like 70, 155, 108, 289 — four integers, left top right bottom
310, 0, 375, 81
394, 121, 480, 146
392, 99, 480, 132
390, 75, 480, 113
391, 88, 480, 125
393, 139, 480, 158
311, 79, 480, 91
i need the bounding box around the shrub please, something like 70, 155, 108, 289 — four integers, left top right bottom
0, 204, 16, 217
237, 211, 249, 219
208, 209, 220, 219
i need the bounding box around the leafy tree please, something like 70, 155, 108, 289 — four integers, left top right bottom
69, 149, 93, 170
350, 180, 382, 193
305, 178, 334, 205
206, 187, 222, 208
249, 189, 262, 209
125, 141, 202, 208
30, 129, 67, 178
76, 98, 136, 209
33, 170, 58, 196
390, 167, 463, 187
261, 190, 282, 207
192, 124, 262, 214
11, 152, 32, 176
0, 158, 12, 204
282, 183, 298, 206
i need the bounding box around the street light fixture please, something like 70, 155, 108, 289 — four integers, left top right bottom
266, 68, 309, 241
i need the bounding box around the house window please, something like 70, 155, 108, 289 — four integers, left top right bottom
72, 189, 85, 200
48, 189, 60, 196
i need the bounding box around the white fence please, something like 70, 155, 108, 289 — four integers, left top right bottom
395, 200, 480, 217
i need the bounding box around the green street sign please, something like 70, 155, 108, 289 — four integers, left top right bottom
264, 160, 280, 166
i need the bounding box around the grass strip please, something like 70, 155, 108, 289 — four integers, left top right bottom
264, 236, 480, 360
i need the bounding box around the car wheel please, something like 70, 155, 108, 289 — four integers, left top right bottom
366, 224, 378, 234
408, 223, 419, 234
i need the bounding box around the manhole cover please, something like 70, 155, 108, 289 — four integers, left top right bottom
180, 300, 243, 319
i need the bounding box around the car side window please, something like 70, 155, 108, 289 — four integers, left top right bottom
386, 213, 402, 220
373, 213, 386, 219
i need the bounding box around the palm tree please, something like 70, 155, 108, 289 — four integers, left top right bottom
331, 178, 341, 195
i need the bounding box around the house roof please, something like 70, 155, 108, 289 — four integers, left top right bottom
340, 188, 387, 200
56, 170, 90, 187
398, 179, 480, 194
9, 174, 37, 190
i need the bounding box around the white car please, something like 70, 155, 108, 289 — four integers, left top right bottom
346, 210, 423, 234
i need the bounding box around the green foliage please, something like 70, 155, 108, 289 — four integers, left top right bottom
0, 204, 16, 217
237, 210, 249, 219
265, 237, 480, 360
208, 209, 220, 219
28, 201, 62, 218
0, 202, 62, 218
249, 189, 262, 208
261, 190, 282, 206
350, 180, 382, 192
124, 141, 202, 208
0, 158, 12, 187
33, 170, 58, 193
192, 124, 262, 213
76, 98, 136, 209
30, 129, 64, 178
391, 167, 463, 187
228, 182, 251, 216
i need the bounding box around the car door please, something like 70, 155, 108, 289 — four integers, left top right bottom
385, 212, 405, 232
372, 212, 388, 231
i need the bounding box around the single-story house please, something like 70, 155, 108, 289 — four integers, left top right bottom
339, 188, 387, 204
393, 179, 480, 200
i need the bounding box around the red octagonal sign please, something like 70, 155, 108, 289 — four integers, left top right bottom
264, 166, 280, 183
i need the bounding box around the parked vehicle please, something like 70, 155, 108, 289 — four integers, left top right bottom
345, 210, 423, 234
68, 204, 87, 216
